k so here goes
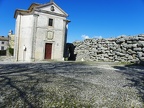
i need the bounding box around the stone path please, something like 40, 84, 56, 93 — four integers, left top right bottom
0, 62, 144, 108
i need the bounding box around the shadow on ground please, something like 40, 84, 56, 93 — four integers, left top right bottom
1, 62, 144, 107
113, 63, 144, 102
0, 62, 100, 108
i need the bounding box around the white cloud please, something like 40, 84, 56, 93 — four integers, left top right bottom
94, 35, 102, 39
81, 34, 90, 39
81, 34, 103, 40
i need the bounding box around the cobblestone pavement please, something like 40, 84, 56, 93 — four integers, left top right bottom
0, 62, 144, 108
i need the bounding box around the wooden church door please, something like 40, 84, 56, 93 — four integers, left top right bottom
45, 43, 52, 59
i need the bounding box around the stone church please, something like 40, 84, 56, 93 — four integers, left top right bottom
14, 0, 70, 62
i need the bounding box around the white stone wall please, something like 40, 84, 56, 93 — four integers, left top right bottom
14, 2, 69, 62
14, 15, 20, 61
14, 15, 34, 61
40, 4, 64, 15
53, 30, 63, 59
0, 40, 8, 50
34, 28, 47, 60
34, 12, 67, 61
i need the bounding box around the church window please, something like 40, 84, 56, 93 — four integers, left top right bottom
1, 41, 4, 44
1, 46, 4, 50
49, 18, 53, 26
50, 6, 55, 11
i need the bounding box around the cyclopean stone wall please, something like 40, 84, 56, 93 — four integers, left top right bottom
73, 34, 144, 63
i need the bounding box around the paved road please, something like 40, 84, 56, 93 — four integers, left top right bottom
0, 62, 144, 107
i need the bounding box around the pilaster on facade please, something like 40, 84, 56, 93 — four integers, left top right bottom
31, 14, 39, 61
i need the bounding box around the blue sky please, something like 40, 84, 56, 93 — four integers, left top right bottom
0, 0, 144, 42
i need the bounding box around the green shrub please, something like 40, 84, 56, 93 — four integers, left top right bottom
8, 47, 14, 56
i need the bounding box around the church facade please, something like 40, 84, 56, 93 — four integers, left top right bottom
14, 1, 70, 62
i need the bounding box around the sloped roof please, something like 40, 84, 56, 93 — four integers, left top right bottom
0, 36, 9, 41
28, 3, 41, 10
14, 2, 68, 18
14, 3, 41, 18
35, 2, 68, 17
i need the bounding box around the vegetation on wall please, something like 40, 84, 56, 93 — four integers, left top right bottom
8, 47, 14, 56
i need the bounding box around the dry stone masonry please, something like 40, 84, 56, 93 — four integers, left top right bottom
73, 34, 144, 63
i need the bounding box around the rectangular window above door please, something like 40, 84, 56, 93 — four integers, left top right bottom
48, 18, 53, 26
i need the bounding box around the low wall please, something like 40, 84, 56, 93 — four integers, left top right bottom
73, 34, 144, 63
0, 56, 14, 62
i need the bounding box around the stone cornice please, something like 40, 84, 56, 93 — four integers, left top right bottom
14, 3, 41, 18
63, 19, 71, 24
35, 9, 67, 17
36, 2, 68, 17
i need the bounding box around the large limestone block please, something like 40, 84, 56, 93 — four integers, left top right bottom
115, 52, 125, 56
133, 48, 142, 51
125, 44, 133, 48
139, 37, 144, 41
137, 52, 143, 58
128, 55, 133, 60
126, 41, 133, 44
129, 36, 139, 41
139, 57, 144, 60
127, 49, 136, 54
137, 41, 144, 47
142, 48, 144, 52
130, 58, 139, 63
138, 34, 144, 37
132, 44, 137, 48
115, 48, 121, 52
123, 36, 130, 41
116, 38, 125, 44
